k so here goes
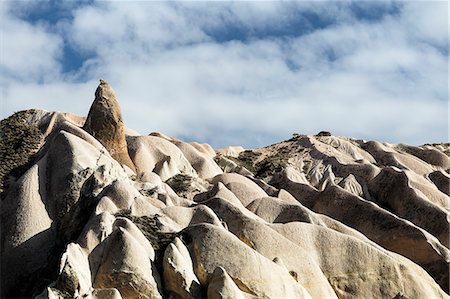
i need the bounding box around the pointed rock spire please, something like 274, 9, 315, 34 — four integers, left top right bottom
83, 80, 136, 172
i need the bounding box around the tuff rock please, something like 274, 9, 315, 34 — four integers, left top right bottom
1, 82, 449, 299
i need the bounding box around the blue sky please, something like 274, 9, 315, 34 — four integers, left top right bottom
1, 1, 448, 148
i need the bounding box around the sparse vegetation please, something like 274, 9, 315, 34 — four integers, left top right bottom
236, 150, 261, 172
218, 147, 291, 180
115, 212, 180, 286
139, 187, 158, 197
423, 143, 450, 157
254, 150, 289, 179
0, 110, 44, 194
221, 150, 261, 174
302, 160, 312, 174
289, 133, 306, 142
166, 173, 192, 194
392, 293, 409, 299
316, 131, 332, 137
117, 213, 178, 251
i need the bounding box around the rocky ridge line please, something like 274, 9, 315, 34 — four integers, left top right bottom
0, 81, 449, 299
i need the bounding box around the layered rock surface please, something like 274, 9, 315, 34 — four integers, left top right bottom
0, 82, 448, 299
83, 79, 136, 172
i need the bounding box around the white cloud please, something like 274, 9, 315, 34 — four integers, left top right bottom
1, 1, 448, 148
0, 3, 62, 83
400, 1, 448, 49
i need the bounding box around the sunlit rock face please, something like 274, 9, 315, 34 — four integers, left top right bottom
1, 82, 449, 299
83, 79, 136, 173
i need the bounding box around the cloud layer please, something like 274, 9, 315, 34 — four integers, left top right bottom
1, 1, 448, 148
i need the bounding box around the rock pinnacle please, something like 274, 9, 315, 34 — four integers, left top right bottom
83, 79, 136, 172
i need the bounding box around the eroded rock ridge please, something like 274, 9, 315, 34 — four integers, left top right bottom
1, 82, 449, 299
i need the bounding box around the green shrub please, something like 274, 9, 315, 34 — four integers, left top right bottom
217, 147, 291, 180
0, 110, 43, 194
220, 150, 262, 174
254, 151, 288, 179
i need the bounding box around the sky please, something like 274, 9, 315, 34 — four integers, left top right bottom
0, 1, 448, 148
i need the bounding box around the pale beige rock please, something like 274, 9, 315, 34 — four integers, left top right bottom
156, 183, 195, 207
172, 140, 222, 179
113, 217, 155, 260
95, 196, 119, 215
77, 212, 115, 254
308, 163, 323, 188
99, 180, 141, 210
190, 142, 216, 158
53, 120, 107, 152
1, 162, 55, 297
163, 238, 202, 298
405, 169, 450, 211
247, 196, 372, 243
273, 168, 319, 208
138, 171, 163, 185
210, 173, 267, 206
338, 174, 363, 197
183, 223, 313, 299
79, 213, 116, 286
368, 167, 449, 247
283, 166, 310, 185
149, 131, 174, 141
214, 155, 254, 177
196, 182, 244, 208
247, 197, 324, 225
127, 135, 196, 181
130, 196, 161, 217
203, 197, 336, 299
363, 141, 433, 175
91, 288, 123, 299
93, 227, 162, 299
271, 221, 448, 299
207, 266, 246, 299
124, 127, 140, 136
26, 109, 85, 140
216, 146, 245, 157
277, 189, 300, 205
55, 243, 92, 297
5, 94, 450, 299
46, 130, 127, 228
318, 164, 336, 191
314, 135, 376, 163
208, 197, 447, 298
214, 155, 238, 173
313, 184, 450, 290
272, 257, 287, 269
162, 205, 223, 230
429, 170, 450, 196
247, 176, 279, 196
398, 144, 450, 169
195, 183, 262, 221
155, 156, 182, 181
2, 163, 52, 250
287, 135, 381, 187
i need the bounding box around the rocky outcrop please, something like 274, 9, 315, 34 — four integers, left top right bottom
1, 83, 448, 298
162, 237, 202, 298
83, 80, 136, 172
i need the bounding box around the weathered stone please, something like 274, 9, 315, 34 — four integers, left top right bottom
207, 267, 246, 299
163, 237, 202, 298
83, 80, 136, 172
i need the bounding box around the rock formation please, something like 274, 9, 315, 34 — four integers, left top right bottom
83, 79, 136, 172
0, 82, 449, 299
